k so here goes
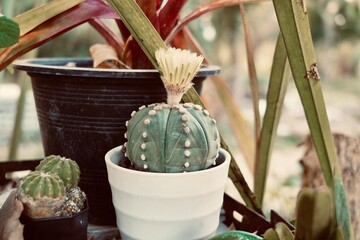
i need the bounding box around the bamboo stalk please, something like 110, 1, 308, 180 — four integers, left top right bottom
254, 34, 290, 206
273, 0, 353, 238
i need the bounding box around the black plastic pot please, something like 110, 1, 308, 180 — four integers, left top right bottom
13, 58, 220, 225
20, 201, 89, 240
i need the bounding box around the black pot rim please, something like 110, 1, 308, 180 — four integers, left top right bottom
12, 58, 220, 78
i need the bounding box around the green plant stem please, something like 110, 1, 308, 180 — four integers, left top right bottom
13, 0, 84, 36
7, 73, 30, 160
239, 3, 260, 160
105, 0, 167, 69
273, 0, 353, 239
273, 0, 337, 187
254, 34, 290, 206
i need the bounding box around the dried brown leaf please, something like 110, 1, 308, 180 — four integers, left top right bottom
89, 44, 129, 69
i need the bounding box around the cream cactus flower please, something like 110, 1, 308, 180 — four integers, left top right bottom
155, 47, 204, 105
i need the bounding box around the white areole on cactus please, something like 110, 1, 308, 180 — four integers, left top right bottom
124, 47, 220, 173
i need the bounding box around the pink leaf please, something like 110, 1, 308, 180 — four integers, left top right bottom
0, 0, 117, 70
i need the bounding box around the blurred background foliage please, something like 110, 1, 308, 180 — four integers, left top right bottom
1, 0, 360, 218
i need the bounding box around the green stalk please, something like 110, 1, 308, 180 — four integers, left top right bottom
13, 0, 84, 36
273, 0, 336, 186
105, 0, 167, 69
239, 4, 261, 150
273, 0, 353, 239
254, 34, 290, 206
7, 73, 30, 160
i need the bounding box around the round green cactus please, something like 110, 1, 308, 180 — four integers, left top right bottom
125, 102, 220, 173
19, 171, 66, 200
18, 171, 66, 218
36, 155, 80, 188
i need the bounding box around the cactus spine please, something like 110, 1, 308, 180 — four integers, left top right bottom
36, 155, 80, 188
124, 48, 220, 173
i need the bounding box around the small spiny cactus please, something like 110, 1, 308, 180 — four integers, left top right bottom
124, 48, 220, 173
36, 155, 80, 188
18, 171, 66, 218
18, 156, 86, 218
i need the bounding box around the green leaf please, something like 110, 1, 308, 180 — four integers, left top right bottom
239, 4, 260, 147
254, 34, 290, 206
0, 15, 19, 48
0, 0, 117, 71
264, 229, 280, 240
272, 0, 354, 238
294, 188, 336, 240
273, 0, 336, 189
334, 177, 353, 240
263, 222, 294, 240
13, 0, 84, 36
274, 222, 294, 240
106, 0, 167, 68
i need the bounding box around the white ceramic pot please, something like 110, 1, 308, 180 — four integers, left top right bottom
105, 146, 231, 240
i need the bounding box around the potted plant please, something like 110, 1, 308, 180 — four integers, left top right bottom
1, 0, 354, 238
105, 47, 231, 239
0, 0, 229, 225
17, 155, 88, 240
104, 0, 354, 239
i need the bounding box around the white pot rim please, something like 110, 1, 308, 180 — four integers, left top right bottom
105, 145, 231, 177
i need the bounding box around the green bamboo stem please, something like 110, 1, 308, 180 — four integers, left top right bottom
105, 0, 167, 69
239, 4, 261, 154
273, 0, 353, 238
273, 0, 336, 186
7, 73, 30, 160
13, 0, 84, 36
7, 0, 45, 161
254, 34, 290, 206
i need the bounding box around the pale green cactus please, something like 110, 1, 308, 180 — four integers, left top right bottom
124, 47, 220, 173
19, 170, 66, 200
36, 155, 80, 188
18, 156, 86, 218
125, 102, 220, 172
18, 171, 66, 218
